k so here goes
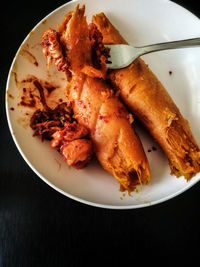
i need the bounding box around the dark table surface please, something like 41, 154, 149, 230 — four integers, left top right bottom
1, 0, 200, 266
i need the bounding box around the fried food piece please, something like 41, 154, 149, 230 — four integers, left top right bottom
50, 121, 93, 169
42, 5, 150, 191
30, 101, 93, 169
93, 13, 200, 179
66, 72, 150, 190
60, 139, 93, 169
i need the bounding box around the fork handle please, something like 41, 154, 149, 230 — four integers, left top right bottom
139, 37, 200, 56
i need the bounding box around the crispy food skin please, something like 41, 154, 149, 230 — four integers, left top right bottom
93, 13, 200, 179
42, 5, 150, 191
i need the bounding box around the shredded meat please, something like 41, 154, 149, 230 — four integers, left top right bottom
41, 28, 71, 80
30, 102, 72, 139
30, 102, 93, 169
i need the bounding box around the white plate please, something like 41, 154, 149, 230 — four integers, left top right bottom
6, 0, 200, 209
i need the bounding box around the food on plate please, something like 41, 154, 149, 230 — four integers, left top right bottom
41, 5, 150, 191
30, 97, 93, 169
93, 12, 200, 179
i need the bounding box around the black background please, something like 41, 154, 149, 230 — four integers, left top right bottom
1, 0, 200, 266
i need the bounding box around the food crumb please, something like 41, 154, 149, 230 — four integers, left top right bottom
20, 49, 38, 67
148, 146, 157, 152
128, 191, 133, 197
10, 107, 15, 111
152, 146, 157, 151
29, 31, 34, 36
7, 92, 14, 99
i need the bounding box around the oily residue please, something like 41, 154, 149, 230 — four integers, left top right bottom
12, 72, 67, 130
20, 49, 38, 66
7, 92, 14, 99
13, 72, 64, 112
33, 80, 49, 110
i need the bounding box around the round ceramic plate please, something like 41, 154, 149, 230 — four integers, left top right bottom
6, 0, 200, 209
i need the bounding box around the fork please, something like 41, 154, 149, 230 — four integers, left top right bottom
105, 37, 200, 69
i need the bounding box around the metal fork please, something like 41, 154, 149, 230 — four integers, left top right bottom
105, 37, 200, 69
